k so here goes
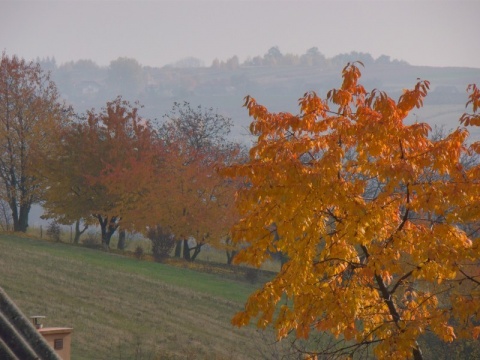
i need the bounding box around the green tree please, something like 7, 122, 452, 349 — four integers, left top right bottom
264, 46, 283, 66
107, 57, 144, 98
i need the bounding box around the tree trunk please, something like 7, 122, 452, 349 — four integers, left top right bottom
117, 229, 126, 250
97, 215, 119, 249
12, 202, 30, 232
361, 245, 424, 360
174, 240, 182, 257
183, 239, 191, 261
226, 250, 237, 265
279, 252, 288, 268
413, 345, 423, 360
190, 243, 203, 262
73, 220, 88, 244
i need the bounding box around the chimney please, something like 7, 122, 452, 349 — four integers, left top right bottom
0, 287, 62, 359
31, 316, 73, 360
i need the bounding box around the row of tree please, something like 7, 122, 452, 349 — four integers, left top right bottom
39, 47, 405, 73
38, 48, 408, 112
0, 52, 243, 261
214, 47, 405, 70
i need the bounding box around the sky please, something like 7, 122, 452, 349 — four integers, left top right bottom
1, 0, 479, 68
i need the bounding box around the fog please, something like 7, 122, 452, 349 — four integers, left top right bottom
1, 0, 479, 69
2, 0, 480, 228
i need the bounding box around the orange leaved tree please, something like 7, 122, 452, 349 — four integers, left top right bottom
224, 63, 480, 359
0, 53, 71, 232
157, 102, 241, 261
42, 97, 159, 248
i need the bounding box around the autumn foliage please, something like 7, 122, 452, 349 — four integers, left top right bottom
42, 97, 159, 247
224, 63, 480, 359
41, 99, 240, 253
0, 52, 69, 231
157, 103, 242, 260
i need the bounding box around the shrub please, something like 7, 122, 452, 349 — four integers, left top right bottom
46, 221, 61, 242
81, 233, 102, 249
147, 225, 175, 262
134, 245, 144, 260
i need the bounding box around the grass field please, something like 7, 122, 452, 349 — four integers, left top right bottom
0, 234, 291, 359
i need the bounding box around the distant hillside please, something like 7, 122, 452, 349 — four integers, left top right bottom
38, 51, 480, 142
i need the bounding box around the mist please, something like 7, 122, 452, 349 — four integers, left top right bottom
1, 0, 479, 69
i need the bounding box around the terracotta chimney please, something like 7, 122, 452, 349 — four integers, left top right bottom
31, 316, 73, 360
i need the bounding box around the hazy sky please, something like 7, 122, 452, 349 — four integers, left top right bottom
1, 0, 479, 68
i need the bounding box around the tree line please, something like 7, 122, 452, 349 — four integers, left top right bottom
0, 52, 243, 262
37, 47, 408, 112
